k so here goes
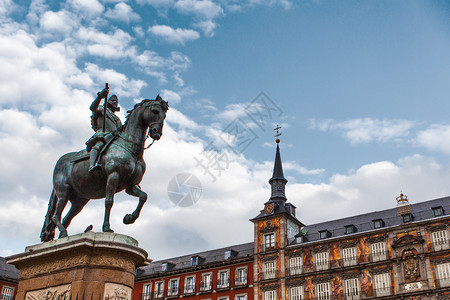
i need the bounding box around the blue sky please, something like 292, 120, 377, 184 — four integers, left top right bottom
1, 0, 450, 260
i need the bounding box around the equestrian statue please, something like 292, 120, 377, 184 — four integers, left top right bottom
40, 84, 168, 242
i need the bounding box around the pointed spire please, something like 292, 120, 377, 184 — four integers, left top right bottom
269, 140, 287, 200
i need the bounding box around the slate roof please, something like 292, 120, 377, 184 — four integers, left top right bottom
296, 196, 450, 244
0, 257, 19, 283
136, 242, 253, 280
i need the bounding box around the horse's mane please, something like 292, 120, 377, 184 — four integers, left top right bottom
122, 96, 169, 128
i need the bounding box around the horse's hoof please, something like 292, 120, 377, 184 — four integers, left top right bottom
102, 225, 114, 233
123, 214, 135, 225
59, 231, 68, 239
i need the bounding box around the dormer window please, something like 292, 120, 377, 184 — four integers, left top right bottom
402, 213, 413, 223
344, 225, 357, 234
162, 262, 168, 271
295, 234, 306, 244
224, 249, 237, 259
191, 256, 199, 266
373, 219, 384, 229
319, 230, 331, 239
432, 206, 444, 217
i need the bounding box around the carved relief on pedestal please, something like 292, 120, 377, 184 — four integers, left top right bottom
104, 283, 132, 300
402, 249, 421, 283
19, 254, 88, 279
26, 284, 71, 300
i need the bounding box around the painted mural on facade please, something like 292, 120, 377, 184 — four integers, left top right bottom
357, 237, 370, 264
360, 269, 373, 297
329, 242, 340, 268
303, 248, 313, 272
331, 275, 343, 300
304, 278, 314, 300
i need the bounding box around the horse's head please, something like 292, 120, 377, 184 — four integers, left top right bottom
143, 95, 169, 140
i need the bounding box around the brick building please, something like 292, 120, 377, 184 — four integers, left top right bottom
0, 257, 18, 300
136, 142, 450, 300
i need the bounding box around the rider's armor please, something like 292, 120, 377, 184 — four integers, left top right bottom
86, 94, 122, 172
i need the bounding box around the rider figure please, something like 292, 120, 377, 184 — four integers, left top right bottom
86, 87, 122, 173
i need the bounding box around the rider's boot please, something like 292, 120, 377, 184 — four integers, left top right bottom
89, 143, 102, 173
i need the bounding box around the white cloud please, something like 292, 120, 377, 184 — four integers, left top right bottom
105, 2, 141, 23
148, 24, 200, 44
310, 118, 416, 145
194, 20, 216, 37
67, 0, 104, 17
416, 124, 450, 154
174, 0, 224, 19
248, 0, 292, 10
161, 89, 182, 104
76, 27, 134, 59
40, 10, 77, 35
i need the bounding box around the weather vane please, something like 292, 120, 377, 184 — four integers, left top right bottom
274, 124, 282, 143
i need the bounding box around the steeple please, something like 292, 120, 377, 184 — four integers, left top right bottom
268, 138, 287, 201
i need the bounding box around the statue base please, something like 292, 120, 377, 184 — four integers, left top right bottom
6, 231, 149, 300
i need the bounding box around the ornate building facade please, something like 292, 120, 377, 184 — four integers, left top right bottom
134, 142, 450, 300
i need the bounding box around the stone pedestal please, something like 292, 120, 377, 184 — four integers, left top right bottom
6, 231, 149, 300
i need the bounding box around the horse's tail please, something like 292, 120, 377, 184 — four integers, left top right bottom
40, 189, 57, 242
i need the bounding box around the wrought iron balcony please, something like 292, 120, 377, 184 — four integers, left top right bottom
200, 280, 212, 291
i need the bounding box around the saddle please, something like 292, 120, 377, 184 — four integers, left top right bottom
72, 133, 118, 163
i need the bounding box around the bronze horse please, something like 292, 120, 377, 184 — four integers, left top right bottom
40, 97, 168, 242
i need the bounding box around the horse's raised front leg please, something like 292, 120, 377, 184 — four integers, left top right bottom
103, 172, 119, 233
123, 185, 147, 225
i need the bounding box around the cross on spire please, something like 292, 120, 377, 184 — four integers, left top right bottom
274, 124, 282, 143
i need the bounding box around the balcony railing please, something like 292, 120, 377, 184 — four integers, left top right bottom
342, 255, 358, 267
200, 280, 212, 291
184, 284, 196, 294
0, 296, 14, 300
373, 286, 392, 297
432, 239, 450, 251
235, 277, 248, 286
216, 279, 230, 289
167, 288, 179, 297
437, 277, 450, 288
262, 270, 277, 280
344, 290, 360, 299
287, 252, 392, 276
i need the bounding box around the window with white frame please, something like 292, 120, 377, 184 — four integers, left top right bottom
218, 297, 229, 300
264, 233, 275, 250
289, 256, 303, 275
344, 278, 360, 299
184, 276, 195, 293
218, 270, 229, 288
436, 262, 450, 287
143, 284, 151, 300
374, 273, 391, 297
432, 230, 449, 251
315, 251, 329, 271
263, 261, 276, 279
342, 247, 358, 266
236, 267, 247, 285
154, 281, 164, 298
168, 279, 179, 296
371, 241, 387, 262
290, 286, 303, 300
235, 294, 247, 300
264, 290, 276, 300
315, 282, 331, 300
201, 273, 212, 291
1, 287, 14, 300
